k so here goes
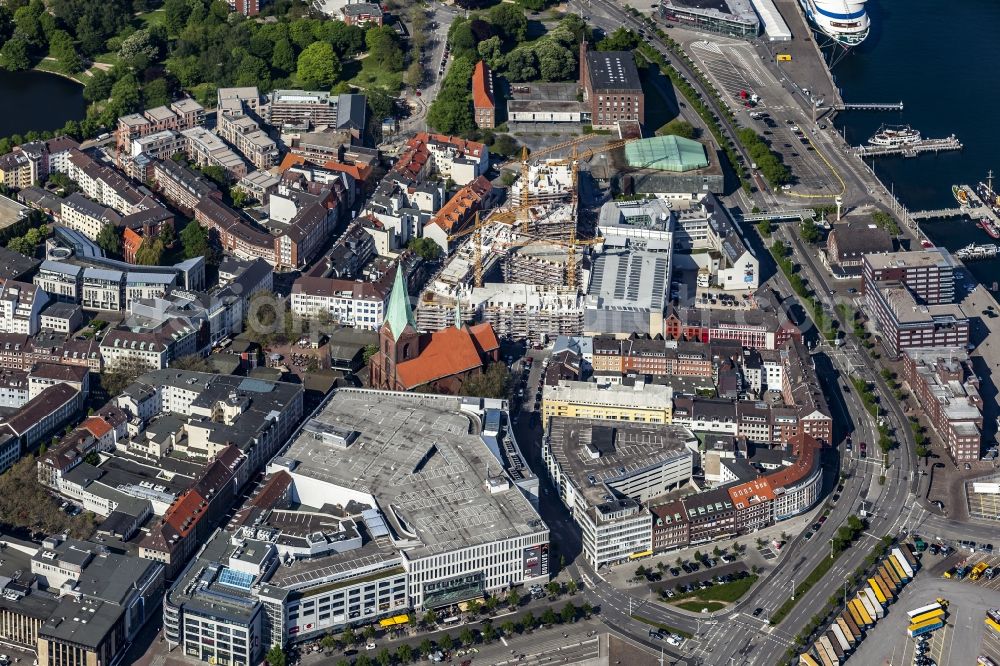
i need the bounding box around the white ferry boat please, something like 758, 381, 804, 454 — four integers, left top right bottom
868, 125, 922, 147
798, 0, 870, 46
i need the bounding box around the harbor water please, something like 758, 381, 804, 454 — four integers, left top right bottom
830, 0, 1000, 289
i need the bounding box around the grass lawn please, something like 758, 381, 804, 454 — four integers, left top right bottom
32, 60, 88, 84
93, 52, 120, 66
344, 57, 402, 93
668, 575, 759, 604
136, 9, 166, 28
631, 614, 693, 639
677, 601, 726, 613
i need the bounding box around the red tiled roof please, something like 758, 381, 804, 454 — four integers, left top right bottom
468, 322, 499, 354
727, 477, 775, 509
395, 325, 485, 389
428, 176, 492, 233
764, 434, 819, 491
82, 416, 112, 439
164, 489, 208, 538
472, 61, 494, 110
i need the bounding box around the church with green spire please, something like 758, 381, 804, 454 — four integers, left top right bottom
370, 263, 501, 393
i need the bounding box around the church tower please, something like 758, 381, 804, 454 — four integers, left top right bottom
373, 265, 421, 389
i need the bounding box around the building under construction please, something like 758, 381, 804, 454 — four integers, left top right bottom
519, 202, 578, 241
415, 282, 584, 343
503, 240, 583, 287
476, 283, 584, 344
510, 160, 574, 207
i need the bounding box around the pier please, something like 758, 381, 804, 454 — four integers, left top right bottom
839, 102, 905, 112
855, 136, 962, 158
909, 206, 989, 221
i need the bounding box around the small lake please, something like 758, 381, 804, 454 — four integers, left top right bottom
0, 69, 86, 138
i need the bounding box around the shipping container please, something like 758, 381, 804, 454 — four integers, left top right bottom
837, 614, 859, 643
886, 553, 910, 583
842, 607, 863, 637
799, 654, 821, 666
891, 549, 915, 578
830, 623, 851, 653
813, 640, 834, 666
908, 619, 943, 638
857, 595, 877, 624
863, 588, 885, 618
850, 598, 872, 627
911, 609, 946, 625
867, 579, 887, 605
881, 562, 901, 588
820, 634, 843, 663
874, 573, 894, 601
907, 603, 943, 619
897, 544, 919, 570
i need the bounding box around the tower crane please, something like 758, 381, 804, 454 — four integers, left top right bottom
445, 137, 635, 288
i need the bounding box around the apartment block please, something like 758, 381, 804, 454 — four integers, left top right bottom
862, 249, 956, 305
903, 348, 983, 463
181, 127, 248, 181
290, 276, 388, 329
0, 278, 48, 335
865, 281, 969, 358
60, 192, 122, 240
116, 98, 205, 156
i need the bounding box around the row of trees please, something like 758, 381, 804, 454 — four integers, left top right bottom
737, 127, 792, 188
0, 457, 97, 539
296, 600, 595, 666
780, 536, 895, 665
769, 239, 837, 341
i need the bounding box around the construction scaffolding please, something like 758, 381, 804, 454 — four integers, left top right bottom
503, 240, 581, 287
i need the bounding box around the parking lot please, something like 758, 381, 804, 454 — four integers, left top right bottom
848, 574, 1000, 666
683, 34, 841, 194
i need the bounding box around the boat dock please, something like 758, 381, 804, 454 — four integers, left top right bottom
839, 102, 905, 112
856, 135, 962, 158
909, 207, 989, 221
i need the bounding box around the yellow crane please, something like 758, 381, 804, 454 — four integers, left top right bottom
446, 137, 634, 288
500, 228, 604, 290
447, 211, 490, 288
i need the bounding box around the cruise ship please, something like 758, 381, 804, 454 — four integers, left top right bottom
798, 0, 870, 46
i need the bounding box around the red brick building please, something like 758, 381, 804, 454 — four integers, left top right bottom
472, 61, 496, 129
370, 267, 500, 393
342, 2, 384, 26
579, 41, 644, 130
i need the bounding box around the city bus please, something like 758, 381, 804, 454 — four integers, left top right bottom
907, 603, 942, 620
910, 608, 945, 625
